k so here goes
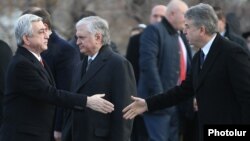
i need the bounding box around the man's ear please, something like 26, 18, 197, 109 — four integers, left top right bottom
95, 33, 102, 43
22, 35, 30, 45
199, 25, 206, 36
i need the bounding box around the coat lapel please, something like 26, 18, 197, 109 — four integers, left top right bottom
17, 47, 55, 85
43, 61, 56, 86
75, 46, 112, 92
194, 34, 222, 90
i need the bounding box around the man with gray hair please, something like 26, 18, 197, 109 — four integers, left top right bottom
123, 3, 250, 141
0, 14, 114, 141
68, 16, 136, 141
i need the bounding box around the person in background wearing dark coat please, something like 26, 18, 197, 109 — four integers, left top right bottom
22, 7, 81, 141
69, 16, 136, 141
125, 4, 166, 141
137, 0, 192, 141
0, 40, 12, 127
242, 31, 250, 50
213, 6, 248, 51
0, 14, 114, 141
126, 5, 167, 84
123, 3, 250, 141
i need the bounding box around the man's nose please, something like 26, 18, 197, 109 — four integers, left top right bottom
45, 31, 50, 39
76, 38, 81, 45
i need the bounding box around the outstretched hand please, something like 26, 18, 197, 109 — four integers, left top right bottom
87, 94, 114, 114
122, 96, 148, 119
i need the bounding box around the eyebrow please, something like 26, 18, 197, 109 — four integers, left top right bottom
38, 28, 46, 32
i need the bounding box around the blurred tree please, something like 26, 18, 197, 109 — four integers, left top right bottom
0, 0, 249, 55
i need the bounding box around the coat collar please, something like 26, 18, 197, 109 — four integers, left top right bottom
16, 46, 55, 85
161, 17, 178, 35
16, 46, 41, 65
74, 45, 113, 91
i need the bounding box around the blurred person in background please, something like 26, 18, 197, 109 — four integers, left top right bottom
126, 5, 167, 141
0, 40, 12, 127
137, 0, 193, 141
214, 6, 248, 51
130, 24, 147, 37
242, 31, 250, 50
226, 12, 241, 36
126, 4, 167, 85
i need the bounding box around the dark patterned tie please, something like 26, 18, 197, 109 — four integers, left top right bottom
200, 50, 205, 69
86, 58, 93, 71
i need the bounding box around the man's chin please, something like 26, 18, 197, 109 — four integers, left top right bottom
41, 46, 48, 52
80, 48, 86, 54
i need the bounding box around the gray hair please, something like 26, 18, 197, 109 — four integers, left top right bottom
14, 14, 42, 46
76, 16, 111, 45
185, 3, 218, 35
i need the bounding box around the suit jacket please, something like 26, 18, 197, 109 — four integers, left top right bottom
146, 34, 250, 139
0, 40, 12, 126
0, 47, 86, 141
71, 45, 136, 141
41, 31, 81, 132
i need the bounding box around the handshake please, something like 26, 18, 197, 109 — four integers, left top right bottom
89, 94, 147, 119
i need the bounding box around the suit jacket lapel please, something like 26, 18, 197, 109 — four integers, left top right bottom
75, 46, 112, 92
195, 34, 222, 90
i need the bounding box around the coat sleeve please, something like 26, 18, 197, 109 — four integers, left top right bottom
110, 59, 137, 141
146, 70, 194, 112
139, 25, 163, 95
13, 60, 86, 110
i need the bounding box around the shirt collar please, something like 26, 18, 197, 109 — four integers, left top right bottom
220, 31, 226, 37
28, 50, 42, 62
201, 34, 217, 58
88, 52, 99, 61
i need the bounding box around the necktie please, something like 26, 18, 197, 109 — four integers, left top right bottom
178, 37, 186, 83
40, 59, 44, 67
200, 50, 205, 69
86, 58, 93, 71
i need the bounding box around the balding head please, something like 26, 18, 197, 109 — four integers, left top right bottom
166, 0, 188, 30
150, 5, 167, 24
